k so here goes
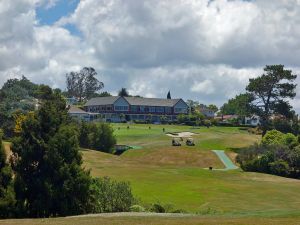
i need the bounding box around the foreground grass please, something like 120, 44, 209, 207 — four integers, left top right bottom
1, 213, 300, 225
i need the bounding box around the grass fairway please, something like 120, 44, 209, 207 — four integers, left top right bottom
81, 124, 300, 217
3, 124, 300, 224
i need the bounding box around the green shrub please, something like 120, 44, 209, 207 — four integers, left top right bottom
150, 203, 165, 213
130, 205, 145, 212
282, 133, 298, 149
269, 160, 290, 177
171, 209, 187, 213
261, 129, 285, 146
79, 122, 116, 153
89, 177, 134, 213
261, 130, 298, 149
196, 206, 219, 215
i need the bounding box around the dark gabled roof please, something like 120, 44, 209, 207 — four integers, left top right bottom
68, 106, 88, 114
84, 96, 187, 107
124, 97, 181, 107
84, 96, 120, 106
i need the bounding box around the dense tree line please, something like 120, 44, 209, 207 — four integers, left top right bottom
220, 65, 298, 136
0, 76, 40, 138
0, 85, 133, 218
237, 130, 300, 178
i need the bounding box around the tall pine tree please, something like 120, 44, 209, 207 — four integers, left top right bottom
167, 91, 171, 99
11, 87, 92, 217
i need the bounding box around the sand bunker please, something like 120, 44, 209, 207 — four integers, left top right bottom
166, 132, 196, 138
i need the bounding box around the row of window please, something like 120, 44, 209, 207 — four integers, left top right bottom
174, 108, 188, 113
88, 105, 187, 113
130, 106, 173, 113
130, 115, 177, 120
114, 106, 129, 111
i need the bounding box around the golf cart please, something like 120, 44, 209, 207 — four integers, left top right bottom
186, 138, 195, 146
172, 138, 181, 146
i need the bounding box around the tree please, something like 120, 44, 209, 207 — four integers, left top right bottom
66, 67, 104, 101
167, 91, 171, 99
208, 104, 218, 113
98, 91, 112, 97
79, 122, 116, 153
0, 76, 38, 139
220, 93, 253, 116
186, 100, 199, 114
246, 65, 297, 136
0, 129, 15, 218
89, 177, 134, 213
118, 88, 129, 97
11, 88, 92, 217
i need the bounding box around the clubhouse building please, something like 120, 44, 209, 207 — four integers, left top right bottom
72, 96, 189, 123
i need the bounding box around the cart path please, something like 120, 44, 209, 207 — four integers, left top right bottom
212, 150, 239, 170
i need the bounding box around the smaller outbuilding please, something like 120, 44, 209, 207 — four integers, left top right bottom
68, 106, 99, 121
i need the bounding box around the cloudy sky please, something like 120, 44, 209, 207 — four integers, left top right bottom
1, 0, 300, 111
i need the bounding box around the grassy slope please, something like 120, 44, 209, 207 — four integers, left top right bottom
83, 150, 300, 215
4, 125, 300, 223
82, 124, 300, 216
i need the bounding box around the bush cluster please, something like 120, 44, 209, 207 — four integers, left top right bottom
89, 177, 134, 213
237, 130, 300, 178
79, 121, 116, 153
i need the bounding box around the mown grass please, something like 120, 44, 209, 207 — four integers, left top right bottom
112, 124, 260, 151
3, 124, 300, 224
83, 150, 300, 215
81, 124, 300, 217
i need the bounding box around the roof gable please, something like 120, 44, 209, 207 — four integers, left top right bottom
84, 96, 120, 106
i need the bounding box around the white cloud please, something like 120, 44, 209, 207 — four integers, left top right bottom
0, 0, 300, 111
191, 80, 215, 95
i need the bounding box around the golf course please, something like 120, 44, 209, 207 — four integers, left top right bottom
3, 124, 300, 225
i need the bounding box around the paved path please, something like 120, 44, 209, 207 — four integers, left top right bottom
212, 150, 239, 170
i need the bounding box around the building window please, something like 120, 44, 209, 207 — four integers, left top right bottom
131, 106, 138, 112
149, 107, 155, 113
140, 106, 145, 112
174, 108, 187, 113
165, 107, 172, 113
115, 106, 129, 111
156, 107, 164, 113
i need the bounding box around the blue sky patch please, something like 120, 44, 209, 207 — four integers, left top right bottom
36, 0, 80, 35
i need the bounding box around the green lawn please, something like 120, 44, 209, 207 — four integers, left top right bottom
81, 124, 300, 217
4, 124, 300, 224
